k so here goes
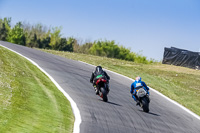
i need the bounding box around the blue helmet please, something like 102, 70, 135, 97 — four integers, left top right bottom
136, 76, 141, 81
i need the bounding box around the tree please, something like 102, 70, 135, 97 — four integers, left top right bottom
89, 40, 120, 57
29, 33, 38, 47
7, 22, 26, 45
53, 38, 72, 51
79, 42, 93, 54
40, 36, 51, 48
118, 46, 132, 60
89, 40, 106, 56
50, 26, 62, 49
67, 37, 78, 52
1, 17, 152, 64
0, 17, 11, 41
23, 22, 51, 47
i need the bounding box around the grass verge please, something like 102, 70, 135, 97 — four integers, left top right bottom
40, 49, 200, 116
0, 47, 74, 132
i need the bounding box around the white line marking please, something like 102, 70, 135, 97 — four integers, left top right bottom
0, 44, 81, 133
78, 60, 200, 121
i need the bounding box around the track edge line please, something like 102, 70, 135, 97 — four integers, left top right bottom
0, 44, 82, 133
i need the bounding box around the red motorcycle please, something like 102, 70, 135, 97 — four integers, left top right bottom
95, 78, 109, 102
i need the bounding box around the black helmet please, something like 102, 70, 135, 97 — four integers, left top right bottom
96, 66, 103, 72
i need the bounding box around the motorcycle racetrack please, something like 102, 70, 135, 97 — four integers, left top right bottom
1, 41, 200, 133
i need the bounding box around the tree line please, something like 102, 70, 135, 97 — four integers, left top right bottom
0, 17, 154, 63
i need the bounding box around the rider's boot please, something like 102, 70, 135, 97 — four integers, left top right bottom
107, 88, 110, 94
94, 85, 99, 95
136, 100, 140, 106
95, 88, 99, 95
135, 97, 140, 106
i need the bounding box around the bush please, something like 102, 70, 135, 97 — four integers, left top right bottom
0, 17, 154, 64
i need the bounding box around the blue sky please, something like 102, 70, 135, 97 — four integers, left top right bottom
0, 0, 200, 60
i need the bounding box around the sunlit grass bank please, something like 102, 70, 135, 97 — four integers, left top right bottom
41, 49, 200, 116
0, 47, 74, 132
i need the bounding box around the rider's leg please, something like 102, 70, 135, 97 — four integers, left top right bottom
132, 90, 140, 106
93, 81, 99, 95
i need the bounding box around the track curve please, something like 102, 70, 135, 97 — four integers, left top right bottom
1, 41, 200, 133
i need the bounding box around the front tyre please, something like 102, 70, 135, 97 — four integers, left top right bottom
100, 87, 108, 102
141, 97, 149, 113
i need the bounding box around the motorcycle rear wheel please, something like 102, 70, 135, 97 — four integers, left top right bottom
100, 87, 108, 102
141, 97, 149, 113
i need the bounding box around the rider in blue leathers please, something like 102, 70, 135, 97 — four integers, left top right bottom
130, 76, 149, 105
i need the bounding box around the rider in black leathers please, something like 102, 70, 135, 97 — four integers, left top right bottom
90, 66, 110, 94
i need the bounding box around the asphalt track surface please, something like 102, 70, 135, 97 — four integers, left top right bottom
1, 41, 200, 133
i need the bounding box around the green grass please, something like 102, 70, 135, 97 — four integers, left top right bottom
0, 47, 74, 133
40, 49, 200, 116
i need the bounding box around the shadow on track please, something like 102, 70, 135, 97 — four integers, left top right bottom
138, 110, 160, 116
107, 101, 122, 106
98, 99, 122, 106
